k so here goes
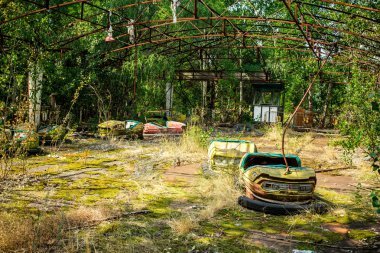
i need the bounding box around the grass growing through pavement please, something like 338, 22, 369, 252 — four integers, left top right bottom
0, 126, 378, 252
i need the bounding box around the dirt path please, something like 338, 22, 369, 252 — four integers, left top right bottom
317, 174, 357, 191
163, 163, 201, 182
163, 162, 361, 192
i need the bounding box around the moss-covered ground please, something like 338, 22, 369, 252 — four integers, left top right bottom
0, 128, 378, 252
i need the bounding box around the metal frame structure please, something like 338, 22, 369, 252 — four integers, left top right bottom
1, 0, 379, 70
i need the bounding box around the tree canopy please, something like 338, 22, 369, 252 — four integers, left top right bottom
0, 0, 379, 135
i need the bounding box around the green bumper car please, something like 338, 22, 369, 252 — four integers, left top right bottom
38, 125, 67, 144
0, 124, 41, 155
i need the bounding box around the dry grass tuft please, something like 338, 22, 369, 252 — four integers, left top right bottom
168, 174, 240, 234
168, 215, 199, 235
0, 212, 67, 252
264, 124, 283, 142
0, 213, 34, 252
286, 132, 316, 154
198, 174, 240, 220
66, 205, 117, 227
0, 206, 118, 252
134, 175, 168, 206
152, 126, 208, 167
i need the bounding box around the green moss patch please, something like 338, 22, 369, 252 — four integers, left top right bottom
348, 229, 378, 241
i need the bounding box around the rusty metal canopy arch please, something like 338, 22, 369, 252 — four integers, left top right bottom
1, 0, 379, 69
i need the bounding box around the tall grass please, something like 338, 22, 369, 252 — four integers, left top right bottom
168, 173, 240, 235
263, 123, 283, 142
263, 124, 319, 155
180, 126, 210, 152
156, 126, 209, 165
0, 206, 119, 252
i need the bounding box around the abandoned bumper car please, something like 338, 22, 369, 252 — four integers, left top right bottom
98, 120, 144, 139
1, 124, 40, 155
143, 121, 186, 136
208, 140, 257, 171
37, 125, 68, 144
98, 119, 186, 139
238, 153, 327, 214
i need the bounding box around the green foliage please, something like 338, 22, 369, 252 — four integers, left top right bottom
338, 64, 379, 154
183, 126, 212, 149
370, 191, 380, 214
336, 62, 380, 213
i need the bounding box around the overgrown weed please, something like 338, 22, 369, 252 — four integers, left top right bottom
181, 126, 209, 153
197, 174, 240, 220
168, 215, 199, 234
262, 124, 319, 155
154, 126, 208, 165
263, 124, 283, 142
168, 173, 240, 235
0, 206, 120, 252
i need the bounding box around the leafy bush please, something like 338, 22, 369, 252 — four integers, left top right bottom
337, 64, 379, 213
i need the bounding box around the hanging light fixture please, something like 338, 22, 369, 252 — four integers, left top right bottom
105, 11, 115, 42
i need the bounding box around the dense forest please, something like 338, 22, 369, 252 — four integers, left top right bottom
0, 1, 379, 252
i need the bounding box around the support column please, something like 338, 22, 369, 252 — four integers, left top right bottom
166, 82, 174, 118
202, 81, 207, 114
28, 62, 43, 128
207, 81, 215, 123
201, 50, 207, 122
239, 56, 243, 119
239, 81, 243, 117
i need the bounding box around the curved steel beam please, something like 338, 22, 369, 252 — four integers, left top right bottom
0, 0, 87, 25
111, 0, 163, 11
113, 29, 380, 60
114, 16, 379, 44
282, 0, 320, 58
111, 33, 333, 51
317, 0, 380, 13
297, 1, 379, 23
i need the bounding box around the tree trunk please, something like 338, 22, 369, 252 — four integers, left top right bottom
320, 82, 333, 128
28, 61, 43, 128
308, 88, 313, 112
79, 107, 83, 124
208, 81, 215, 123
165, 82, 173, 118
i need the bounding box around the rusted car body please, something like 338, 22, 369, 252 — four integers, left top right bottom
143, 121, 186, 136
238, 153, 325, 214
98, 120, 144, 139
